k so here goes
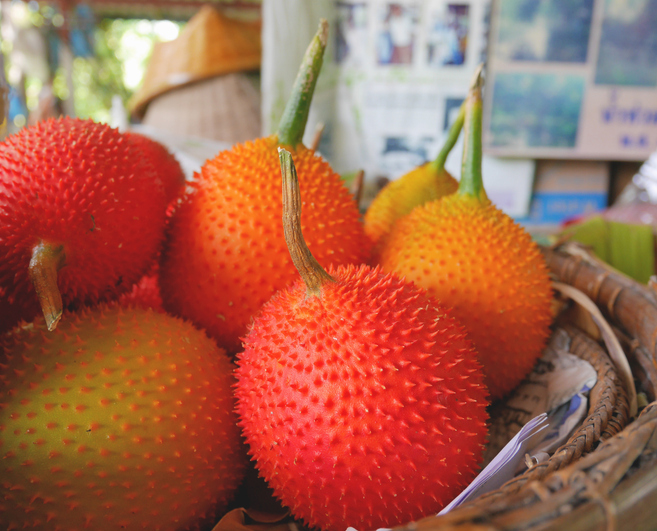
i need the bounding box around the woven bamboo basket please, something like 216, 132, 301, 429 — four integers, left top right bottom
386, 242, 657, 531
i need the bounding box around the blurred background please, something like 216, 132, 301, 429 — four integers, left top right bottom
1, 0, 657, 281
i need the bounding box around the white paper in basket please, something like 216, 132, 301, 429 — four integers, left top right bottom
438, 412, 550, 515
438, 331, 597, 515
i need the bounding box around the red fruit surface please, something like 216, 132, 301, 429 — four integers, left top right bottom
0, 117, 170, 332
159, 138, 371, 353
125, 131, 185, 204
0, 303, 245, 531
235, 263, 489, 531
118, 263, 164, 311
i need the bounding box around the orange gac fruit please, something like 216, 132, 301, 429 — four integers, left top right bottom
378, 67, 553, 400
158, 21, 370, 353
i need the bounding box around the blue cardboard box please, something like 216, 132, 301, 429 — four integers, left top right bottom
516, 160, 610, 231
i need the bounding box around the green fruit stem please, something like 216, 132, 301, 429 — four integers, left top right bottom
458, 64, 488, 202
279, 148, 334, 296
431, 100, 465, 172
276, 19, 329, 148
28, 241, 66, 331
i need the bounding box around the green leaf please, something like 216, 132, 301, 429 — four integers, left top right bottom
563, 216, 654, 284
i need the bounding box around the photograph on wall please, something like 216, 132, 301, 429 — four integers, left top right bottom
594, 0, 657, 86
379, 135, 435, 175
426, 3, 470, 66
488, 72, 586, 148
484, 0, 657, 159
494, 0, 594, 63
377, 2, 420, 65
335, 2, 369, 65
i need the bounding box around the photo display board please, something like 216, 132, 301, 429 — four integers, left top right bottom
483, 0, 657, 161
262, 0, 491, 180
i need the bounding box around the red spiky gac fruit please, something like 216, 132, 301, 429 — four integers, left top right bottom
125, 131, 185, 204
159, 21, 370, 353
0, 117, 170, 333
235, 150, 489, 531
378, 68, 553, 400
0, 304, 245, 531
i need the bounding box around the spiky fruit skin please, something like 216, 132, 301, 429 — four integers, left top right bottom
119, 264, 164, 312
159, 137, 372, 353
378, 195, 554, 401
364, 163, 458, 262
0, 117, 169, 332
125, 131, 185, 205
0, 304, 246, 531
235, 264, 489, 531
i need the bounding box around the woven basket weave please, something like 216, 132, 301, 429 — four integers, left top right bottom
390, 243, 657, 531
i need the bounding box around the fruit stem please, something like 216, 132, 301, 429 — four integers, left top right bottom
350, 169, 365, 210
458, 64, 488, 202
279, 148, 334, 296
276, 19, 329, 148
431, 100, 465, 172
28, 241, 67, 331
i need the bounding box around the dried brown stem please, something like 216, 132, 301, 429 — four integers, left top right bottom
279, 148, 334, 297
28, 241, 66, 331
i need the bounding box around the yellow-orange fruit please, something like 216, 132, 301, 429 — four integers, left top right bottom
159, 138, 371, 353
364, 106, 464, 262
378, 194, 553, 400
0, 304, 245, 531
364, 163, 458, 261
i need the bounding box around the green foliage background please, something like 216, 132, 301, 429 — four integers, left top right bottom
72, 19, 184, 123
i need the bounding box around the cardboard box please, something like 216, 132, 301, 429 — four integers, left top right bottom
516, 160, 610, 233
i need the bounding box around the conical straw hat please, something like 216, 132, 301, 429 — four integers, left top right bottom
129, 5, 261, 118
140, 72, 261, 144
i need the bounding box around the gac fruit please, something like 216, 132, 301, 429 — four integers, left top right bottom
0, 117, 170, 333
0, 304, 245, 531
235, 149, 489, 531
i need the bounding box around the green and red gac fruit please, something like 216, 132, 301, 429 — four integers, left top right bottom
0, 117, 170, 333
0, 303, 245, 531
234, 149, 489, 531
158, 20, 371, 354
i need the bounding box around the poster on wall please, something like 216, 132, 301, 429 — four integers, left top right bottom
483, 0, 657, 160
262, 0, 491, 179
330, 0, 491, 182
261, 0, 535, 217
